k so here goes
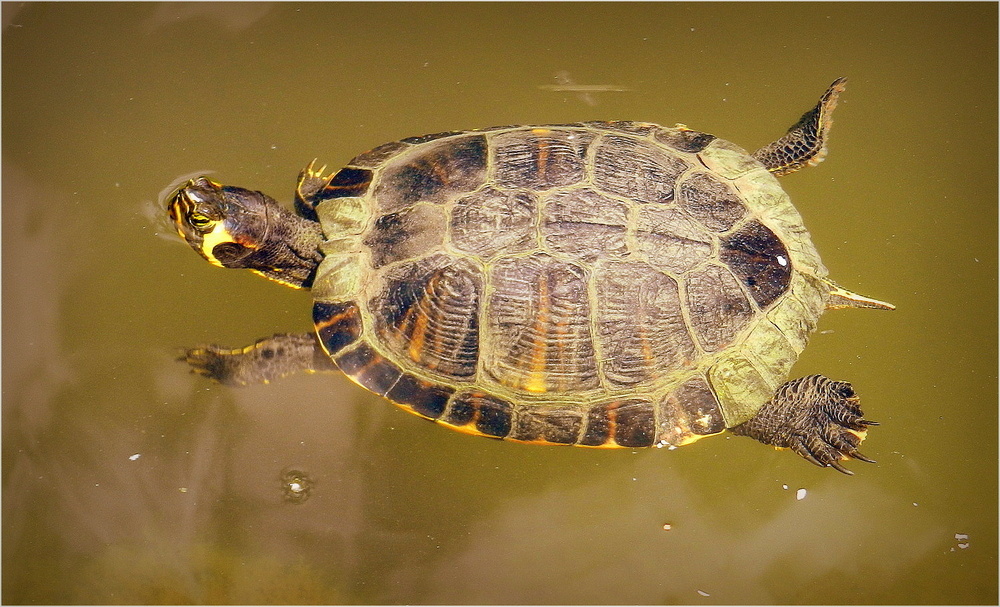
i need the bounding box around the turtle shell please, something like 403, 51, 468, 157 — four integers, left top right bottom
309, 122, 831, 448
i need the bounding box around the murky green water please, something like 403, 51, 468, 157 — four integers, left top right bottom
3, 2, 996, 604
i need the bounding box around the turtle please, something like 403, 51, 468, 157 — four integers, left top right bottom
167, 77, 894, 474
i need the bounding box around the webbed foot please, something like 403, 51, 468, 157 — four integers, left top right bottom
731, 374, 877, 475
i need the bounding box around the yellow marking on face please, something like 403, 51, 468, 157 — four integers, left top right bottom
199, 221, 238, 267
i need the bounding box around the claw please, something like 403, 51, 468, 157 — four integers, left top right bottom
829, 460, 854, 475
849, 451, 876, 464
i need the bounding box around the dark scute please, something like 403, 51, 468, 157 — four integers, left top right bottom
580, 404, 612, 446
364, 205, 445, 269
511, 409, 583, 444
582, 399, 656, 447
386, 373, 454, 419
320, 167, 373, 200
685, 264, 755, 352
374, 255, 481, 379
593, 135, 689, 204
348, 141, 411, 168
679, 172, 747, 232
653, 128, 717, 153
334, 344, 403, 396
446, 391, 514, 438
611, 400, 656, 447
721, 220, 792, 309
493, 129, 595, 190
673, 376, 725, 435
375, 135, 488, 212
313, 301, 362, 355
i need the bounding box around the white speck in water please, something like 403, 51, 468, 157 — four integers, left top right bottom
955, 533, 969, 540
781, 484, 789, 490
697, 589, 710, 597
796, 488, 807, 500
128, 453, 141, 461
777, 254, 788, 266
913, 502, 919, 506
179, 487, 188, 493
662, 523, 672, 531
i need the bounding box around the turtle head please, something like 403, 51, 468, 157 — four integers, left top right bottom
168, 176, 323, 288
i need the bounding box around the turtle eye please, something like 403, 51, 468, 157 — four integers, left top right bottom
188, 212, 214, 230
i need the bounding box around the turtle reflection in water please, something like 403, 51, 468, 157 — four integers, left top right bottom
168, 78, 893, 474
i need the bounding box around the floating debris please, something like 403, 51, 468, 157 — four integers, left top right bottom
796, 488, 807, 501
128, 453, 141, 461
696, 589, 710, 597
662, 523, 672, 531
281, 469, 314, 504
539, 71, 630, 106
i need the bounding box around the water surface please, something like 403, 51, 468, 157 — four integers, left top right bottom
3, 3, 996, 604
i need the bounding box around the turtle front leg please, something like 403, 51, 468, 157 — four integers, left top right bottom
182, 332, 335, 386
731, 374, 877, 474
294, 160, 335, 220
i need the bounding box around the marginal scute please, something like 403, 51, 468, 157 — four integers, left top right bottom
334, 343, 403, 397
742, 320, 798, 386
373, 255, 481, 379
697, 139, 762, 179
542, 188, 629, 262
595, 262, 695, 387
313, 301, 362, 355
679, 172, 747, 232
450, 187, 537, 258
708, 355, 775, 426
320, 167, 373, 200
585, 120, 657, 136
386, 373, 454, 419
374, 134, 488, 212
721, 220, 792, 309
445, 391, 514, 438
581, 399, 656, 447
511, 408, 583, 444
364, 204, 447, 268
685, 264, 755, 352
593, 135, 689, 203
493, 129, 595, 190
653, 127, 717, 153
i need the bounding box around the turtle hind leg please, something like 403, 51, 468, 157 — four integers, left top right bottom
752, 77, 847, 177
731, 374, 877, 474
182, 332, 335, 386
